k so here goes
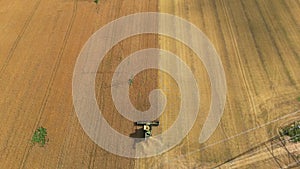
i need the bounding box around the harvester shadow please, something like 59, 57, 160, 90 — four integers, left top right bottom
130, 128, 145, 148
130, 128, 145, 138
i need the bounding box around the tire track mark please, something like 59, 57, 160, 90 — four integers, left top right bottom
262, 0, 300, 84
87, 144, 97, 169
210, 0, 242, 141
239, 0, 274, 94
254, 0, 297, 87
219, 0, 259, 125
281, 1, 300, 64
18, 1, 78, 168
0, 0, 41, 166
194, 4, 241, 139
0, 0, 41, 78
226, 1, 273, 96
295, 0, 300, 9
210, 0, 229, 71
56, 108, 77, 169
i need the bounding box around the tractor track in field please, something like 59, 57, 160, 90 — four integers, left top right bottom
0, 0, 41, 78
271, 0, 300, 67
219, 0, 259, 125
261, 0, 300, 86
230, 0, 273, 96
254, 0, 297, 87
19, 1, 78, 168
0, 0, 42, 164
239, 0, 276, 95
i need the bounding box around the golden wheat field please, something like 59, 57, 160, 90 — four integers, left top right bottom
0, 0, 299, 168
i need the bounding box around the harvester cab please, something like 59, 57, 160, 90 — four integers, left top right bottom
135, 121, 159, 139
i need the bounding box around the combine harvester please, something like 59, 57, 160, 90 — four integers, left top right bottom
135, 121, 159, 139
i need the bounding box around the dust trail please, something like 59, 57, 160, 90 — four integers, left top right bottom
135, 137, 164, 157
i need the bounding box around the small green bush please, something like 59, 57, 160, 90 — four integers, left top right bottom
94, 0, 99, 4
31, 127, 48, 147
297, 97, 300, 102
128, 78, 133, 86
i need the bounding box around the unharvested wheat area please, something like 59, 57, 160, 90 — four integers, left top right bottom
0, 0, 299, 168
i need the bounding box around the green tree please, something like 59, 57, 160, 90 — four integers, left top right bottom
280, 121, 300, 143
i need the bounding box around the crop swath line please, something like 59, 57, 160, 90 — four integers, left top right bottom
227, 1, 272, 96
202, 0, 234, 104
210, 0, 230, 70
254, 0, 297, 87
0, 0, 41, 78
295, 0, 300, 10
220, 0, 259, 126
280, 0, 300, 67
239, 0, 275, 95
55, 107, 78, 168
261, 0, 300, 87
18, 0, 78, 168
